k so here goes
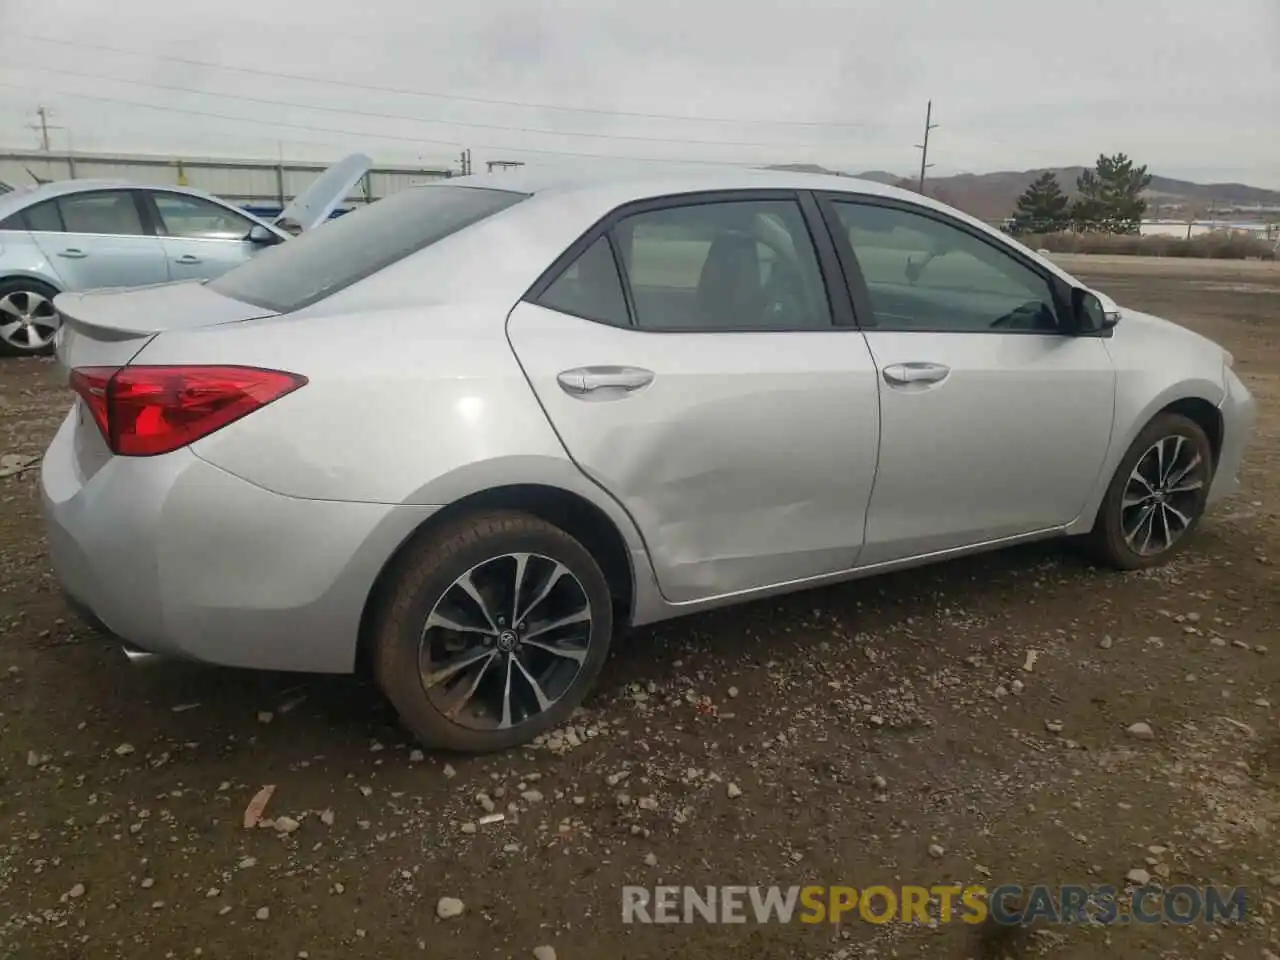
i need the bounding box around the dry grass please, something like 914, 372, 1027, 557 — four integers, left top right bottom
1020, 230, 1276, 260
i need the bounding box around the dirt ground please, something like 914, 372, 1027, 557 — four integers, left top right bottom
0, 255, 1277, 960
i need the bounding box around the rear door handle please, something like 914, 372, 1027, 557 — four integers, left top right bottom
58, 248, 87, 259
882, 362, 950, 386
174, 254, 201, 265
557, 366, 654, 398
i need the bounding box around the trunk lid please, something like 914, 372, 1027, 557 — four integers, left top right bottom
54, 280, 278, 369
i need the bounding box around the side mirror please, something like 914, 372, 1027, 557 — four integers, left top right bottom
247, 224, 282, 245
1070, 287, 1119, 335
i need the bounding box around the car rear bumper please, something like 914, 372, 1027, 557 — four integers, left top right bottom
1208, 365, 1256, 505
40, 410, 439, 673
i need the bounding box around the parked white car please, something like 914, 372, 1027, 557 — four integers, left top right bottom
0, 154, 371, 354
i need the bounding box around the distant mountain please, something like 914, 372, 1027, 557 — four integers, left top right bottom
766, 163, 1280, 220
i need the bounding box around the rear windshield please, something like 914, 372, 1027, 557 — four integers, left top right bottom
208, 184, 527, 313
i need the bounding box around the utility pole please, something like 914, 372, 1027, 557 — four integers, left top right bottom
459, 149, 472, 176
27, 105, 64, 152
914, 100, 939, 194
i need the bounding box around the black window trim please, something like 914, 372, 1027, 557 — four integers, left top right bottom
143, 189, 257, 242
524, 188, 856, 334
814, 191, 1081, 337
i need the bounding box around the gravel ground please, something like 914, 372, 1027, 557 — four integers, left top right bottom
0, 257, 1277, 960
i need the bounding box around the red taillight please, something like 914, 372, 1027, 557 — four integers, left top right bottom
69, 365, 307, 457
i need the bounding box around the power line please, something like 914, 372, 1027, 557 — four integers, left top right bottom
2, 60, 875, 151
6, 32, 891, 131
0, 80, 788, 167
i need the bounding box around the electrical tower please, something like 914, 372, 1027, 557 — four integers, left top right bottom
914, 100, 939, 194
27, 106, 64, 152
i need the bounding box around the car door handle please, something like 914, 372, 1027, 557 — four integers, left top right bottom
174, 254, 201, 265
882, 362, 950, 386
556, 366, 655, 398
57, 248, 87, 259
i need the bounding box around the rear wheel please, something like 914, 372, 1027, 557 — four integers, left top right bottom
372, 510, 613, 753
0, 278, 60, 356
1086, 413, 1214, 569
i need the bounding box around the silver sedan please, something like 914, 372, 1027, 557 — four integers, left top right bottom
40, 168, 1256, 753
0, 154, 370, 354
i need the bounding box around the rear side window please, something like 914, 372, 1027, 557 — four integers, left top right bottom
535, 236, 630, 327
22, 200, 65, 233
208, 185, 527, 313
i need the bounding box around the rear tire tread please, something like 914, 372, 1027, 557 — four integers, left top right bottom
371, 509, 612, 753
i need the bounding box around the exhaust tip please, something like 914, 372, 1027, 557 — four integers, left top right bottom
122, 645, 163, 666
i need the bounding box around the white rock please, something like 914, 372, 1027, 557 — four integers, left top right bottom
726, 783, 743, 799
68, 883, 86, 899
1126, 868, 1151, 885
436, 897, 465, 920
533, 947, 557, 960
408, 749, 425, 763
871, 775, 887, 790
275, 816, 301, 834
255, 906, 270, 920
257, 712, 273, 724
461, 822, 477, 834
320, 809, 335, 826
114, 743, 135, 756
927, 844, 945, 858
643, 852, 658, 866
727, 686, 739, 698
1126, 722, 1155, 740
521, 790, 544, 803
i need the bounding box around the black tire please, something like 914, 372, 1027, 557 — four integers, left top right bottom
372, 510, 614, 753
0, 277, 61, 357
1086, 413, 1214, 570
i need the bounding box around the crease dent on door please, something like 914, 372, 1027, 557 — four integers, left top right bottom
507, 303, 882, 603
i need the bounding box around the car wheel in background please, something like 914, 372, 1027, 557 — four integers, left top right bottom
0, 278, 61, 357
1087, 413, 1214, 570
372, 511, 614, 753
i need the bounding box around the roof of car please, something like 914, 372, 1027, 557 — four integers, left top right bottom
440, 163, 910, 203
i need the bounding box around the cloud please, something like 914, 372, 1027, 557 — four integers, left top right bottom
0, 0, 1276, 186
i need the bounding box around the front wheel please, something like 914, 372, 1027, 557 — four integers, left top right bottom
372, 511, 614, 753
0, 278, 61, 356
1086, 413, 1214, 569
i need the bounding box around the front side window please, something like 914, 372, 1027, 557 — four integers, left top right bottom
153, 193, 255, 240
831, 201, 1061, 333
612, 198, 832, 331
58, 191, 145, 236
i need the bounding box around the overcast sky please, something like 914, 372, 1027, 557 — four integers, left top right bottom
0, 0, 1276, 187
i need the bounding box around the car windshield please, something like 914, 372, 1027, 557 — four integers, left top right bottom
207, 184, 527, 313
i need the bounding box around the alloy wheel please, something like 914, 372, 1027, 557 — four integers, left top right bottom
1121, 434, 1208, 556
418, 552, 593, 731
0, 289, 59, 352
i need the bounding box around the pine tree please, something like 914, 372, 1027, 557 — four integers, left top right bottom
1071, 153, 1152, 234
1010, 172, 1070, 234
